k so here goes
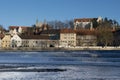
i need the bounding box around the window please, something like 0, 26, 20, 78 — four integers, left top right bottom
64, 34, 67, 36
71, 37, 74, 39
64, 37, 67, 39
36, 41, 38, 43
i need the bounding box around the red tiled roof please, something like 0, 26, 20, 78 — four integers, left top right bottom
60, 29, 97, 35
41, 29, 60, 34
60, 29, 76, 33
76, 29, 97, 35
9, 26, 30, 30
20, 35, 49, 40
74, 18, 97, 22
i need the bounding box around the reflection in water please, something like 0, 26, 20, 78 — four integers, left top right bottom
0, 51, 120, 65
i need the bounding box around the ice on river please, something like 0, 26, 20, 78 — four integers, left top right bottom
0, 65, 120, 80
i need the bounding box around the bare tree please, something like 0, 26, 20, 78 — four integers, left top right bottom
97, 18, 114, 46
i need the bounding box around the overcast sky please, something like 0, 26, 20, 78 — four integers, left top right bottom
0, 0, 120, 29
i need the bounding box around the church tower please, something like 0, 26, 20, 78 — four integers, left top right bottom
35, 18, 43, 28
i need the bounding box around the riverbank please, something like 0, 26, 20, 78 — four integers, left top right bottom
0, 46, 120, 52
66, 46, 120, 50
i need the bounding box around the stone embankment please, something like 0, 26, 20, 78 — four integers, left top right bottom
0, 46, 120, 52
66, 46, 120, 50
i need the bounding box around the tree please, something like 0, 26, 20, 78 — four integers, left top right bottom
97, 21, 114, 46
48, 20, 74, 29
48, 20, 65, 29
92, 18, 98, 29
68, 20, 74, 29
0, 25, 6, 33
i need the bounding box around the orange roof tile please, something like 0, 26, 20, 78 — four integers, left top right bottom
60, 29, 76, 33
76, 29, 97, 35
20, 35, 49, 40
74, 18, 97, 22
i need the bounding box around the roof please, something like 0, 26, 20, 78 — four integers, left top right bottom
20, 35, 49, 40
41, 29, 60, 34
76, 29, 97, 35
74, 18, 97, 22
9, 26, 30, 30
60, 29, 76, 33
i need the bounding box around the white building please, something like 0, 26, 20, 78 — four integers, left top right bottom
9, 26, 29, 36
74, 18, 98, 30
11, 34, 22, 48
18, 27, 22, 33
20, 35, 50, 48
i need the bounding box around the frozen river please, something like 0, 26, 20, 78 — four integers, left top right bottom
0, 50, 120, 80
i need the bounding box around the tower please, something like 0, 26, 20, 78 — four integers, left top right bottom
36, 18, 39, 27
35, 18, 43, 28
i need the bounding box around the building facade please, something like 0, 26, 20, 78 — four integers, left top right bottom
11, 34, 22, 48
76, 30, 97, 46
74, 18, 98, 30
0, 34, 4, 48
9, 26, 30, 36
60, 29, 76, 47
1, 34, 11, 48
20, 35, 50, 48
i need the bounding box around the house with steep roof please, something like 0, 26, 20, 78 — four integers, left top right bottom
9, 26, 30, 36
11, 34, 22, 48
1, 34, 11, 48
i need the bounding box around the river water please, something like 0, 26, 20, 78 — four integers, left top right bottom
0, 50, 120, 80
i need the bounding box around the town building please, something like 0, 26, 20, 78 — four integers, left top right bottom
76, 29, 97, 46
0, 34, 4, 48
20, 35, 50, 48
60, 29, 76, 47
74, 17, 102, 30
74, 18, 97, 30
1, 33, 11, 48
11, 34, 22, 48
9, 26, 30, 36
40, 29, 60, 47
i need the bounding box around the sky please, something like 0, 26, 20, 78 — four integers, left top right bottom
0, 0, 120, 29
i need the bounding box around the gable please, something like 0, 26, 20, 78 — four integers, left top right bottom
11, 35, 22, 41
2, 35, 11, 41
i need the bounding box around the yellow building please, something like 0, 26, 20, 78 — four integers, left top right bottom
1, 34, 11, 48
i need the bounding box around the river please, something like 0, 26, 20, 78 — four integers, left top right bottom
0, 50, 119, 80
